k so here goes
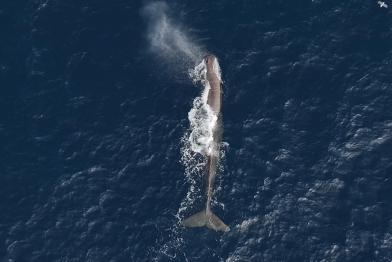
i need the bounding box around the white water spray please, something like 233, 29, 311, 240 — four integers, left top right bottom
142, 1, 204, 68
187, 60, 218, 156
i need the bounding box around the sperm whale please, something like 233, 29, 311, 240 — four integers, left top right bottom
182, 54, 229, 232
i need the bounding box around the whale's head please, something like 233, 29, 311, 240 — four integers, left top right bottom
203, 54, 217, 66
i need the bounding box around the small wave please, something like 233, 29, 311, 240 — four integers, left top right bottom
235, 217, 259, 233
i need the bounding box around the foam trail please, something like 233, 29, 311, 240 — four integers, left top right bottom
142, 1, 204, 68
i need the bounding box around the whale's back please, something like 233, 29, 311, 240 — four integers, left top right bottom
204, 55, 222, 115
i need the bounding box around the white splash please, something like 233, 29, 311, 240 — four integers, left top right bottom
182, 59, 220, 161
187, 100, 217, 156
188, 59, 223, 155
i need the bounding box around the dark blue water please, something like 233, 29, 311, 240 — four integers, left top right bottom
1, 0, 392, 261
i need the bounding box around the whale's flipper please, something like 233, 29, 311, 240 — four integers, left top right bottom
182, 210, 230, 232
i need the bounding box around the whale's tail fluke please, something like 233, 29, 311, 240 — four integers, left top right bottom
182, 210, 230, 232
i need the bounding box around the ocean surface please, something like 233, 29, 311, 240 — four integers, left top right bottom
1, 0, 392, 261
